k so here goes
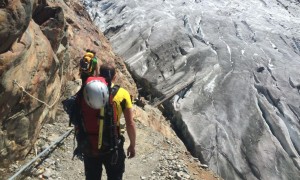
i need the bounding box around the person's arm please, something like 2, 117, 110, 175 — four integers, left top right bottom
124, 107, 136, 158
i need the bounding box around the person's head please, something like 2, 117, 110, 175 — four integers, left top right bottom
86, 49, 96, 55
99, 63, 116, 80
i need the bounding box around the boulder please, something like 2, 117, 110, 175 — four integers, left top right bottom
33, 2, 65, 53
0, 0, 36, 54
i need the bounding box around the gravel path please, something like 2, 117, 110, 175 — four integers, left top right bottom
5, 105, 220, 180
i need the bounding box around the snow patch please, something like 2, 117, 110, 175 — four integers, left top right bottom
204, 76, 217, 93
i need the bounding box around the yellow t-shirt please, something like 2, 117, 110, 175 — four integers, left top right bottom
113, 86, 132, 126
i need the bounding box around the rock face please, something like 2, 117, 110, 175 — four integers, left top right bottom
0, 0, 36, 54
0, 0, 136, 168
85, 0, 300, 179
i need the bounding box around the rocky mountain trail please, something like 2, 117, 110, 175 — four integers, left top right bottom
7, 0, 300, 179
4, 102, 221, 180
0, 0, 136, 172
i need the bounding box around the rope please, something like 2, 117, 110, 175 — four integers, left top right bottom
8, 129, 73, 180
12, 55, 64, 109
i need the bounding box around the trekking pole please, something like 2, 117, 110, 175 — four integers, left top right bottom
98, 107, 105, 149
106, 71, 119, 165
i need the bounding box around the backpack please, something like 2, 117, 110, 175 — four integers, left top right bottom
62, 77, 121, 159
80, 51, 97, 76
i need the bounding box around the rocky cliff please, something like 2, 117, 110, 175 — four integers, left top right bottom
85, 0, 300, 180
0, 0, 136, 168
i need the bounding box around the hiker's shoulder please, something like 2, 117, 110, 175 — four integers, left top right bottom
115, 86, 130, 95
113, 86, 131, 103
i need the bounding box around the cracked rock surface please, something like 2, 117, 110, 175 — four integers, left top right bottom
84, 0, 300, 179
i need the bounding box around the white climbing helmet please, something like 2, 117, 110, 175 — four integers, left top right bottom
83, 79, 109, 109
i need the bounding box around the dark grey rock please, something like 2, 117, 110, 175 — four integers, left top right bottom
84, 0, 300, 179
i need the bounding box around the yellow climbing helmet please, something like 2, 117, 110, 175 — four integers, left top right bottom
80, 50, 96, 73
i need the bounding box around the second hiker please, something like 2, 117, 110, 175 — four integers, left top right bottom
79, 49, 99, 83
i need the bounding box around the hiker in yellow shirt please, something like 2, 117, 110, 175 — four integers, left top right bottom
78, 63, 136, 180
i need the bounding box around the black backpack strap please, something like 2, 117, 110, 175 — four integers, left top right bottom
111, 85, 120, 97
111, 85, 128, 111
